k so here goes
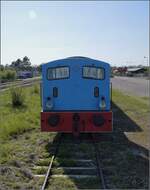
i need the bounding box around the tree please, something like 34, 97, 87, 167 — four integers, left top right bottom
16, 59, 22, 67
23, 56, 31, 66
22, 56, 32, 70
0, 65, 4, 71
37, 64, 42, 73
11, 59, 22, 68
10, 57, 32, 71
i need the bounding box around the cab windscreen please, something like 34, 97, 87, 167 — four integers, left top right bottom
47, 66, 69, 80
83, 66, 104, 79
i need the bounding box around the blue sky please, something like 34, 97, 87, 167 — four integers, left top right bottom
1, 1, 149, 66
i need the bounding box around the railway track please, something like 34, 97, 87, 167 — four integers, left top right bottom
34, 133, 108, 190
0, 77, 41, 91
41, 133, 62, 190
91, 134, 106, 189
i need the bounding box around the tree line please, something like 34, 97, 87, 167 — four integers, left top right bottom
0, 56, 41, 83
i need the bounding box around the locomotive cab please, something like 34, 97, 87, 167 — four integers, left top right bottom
41, 56, 112, 135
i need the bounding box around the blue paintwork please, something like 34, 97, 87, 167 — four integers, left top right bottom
42, 57, 111, 111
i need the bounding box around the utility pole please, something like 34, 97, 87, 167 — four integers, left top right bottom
144, 56, 149, 99
144, 56, 149, 78
144, 56, 148, 66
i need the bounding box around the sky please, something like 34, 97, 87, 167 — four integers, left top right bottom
1, 1, 149, 66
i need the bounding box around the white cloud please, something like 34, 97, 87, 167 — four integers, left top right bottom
28, 10, 37, 20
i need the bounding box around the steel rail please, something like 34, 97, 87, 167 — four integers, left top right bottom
0, 79, 41, 91
91, 134, 107, 189
41, 133, 62, 190
0, 77, 40, 86
41, 155, 55, 190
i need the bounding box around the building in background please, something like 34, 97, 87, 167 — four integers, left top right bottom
127, 67, 147, 77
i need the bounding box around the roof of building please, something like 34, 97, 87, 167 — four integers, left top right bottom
127, 68, 145, 72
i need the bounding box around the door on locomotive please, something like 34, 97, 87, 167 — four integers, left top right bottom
41, 56, 112, 135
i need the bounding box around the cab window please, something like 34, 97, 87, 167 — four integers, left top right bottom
83, 66, 104, 79
47, 67, 69, 80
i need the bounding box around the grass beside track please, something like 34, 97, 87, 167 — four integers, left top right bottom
0, 87, 149, 189
112, 89, 149, 149
0, 86, 40, 140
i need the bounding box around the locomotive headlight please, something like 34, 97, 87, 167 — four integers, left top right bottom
46, 97, 53, 109
99, 96, 106, 110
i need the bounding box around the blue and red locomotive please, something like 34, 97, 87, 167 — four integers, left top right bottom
41, 56, 112, 135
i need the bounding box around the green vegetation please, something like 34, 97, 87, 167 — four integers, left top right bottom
11, 56, 32, 71
10, 56, 41, 73
0, 56, 41, 74
53, 158, 78, 167
36, 158, 50, 166
98, 141, 148, 189
0, 87, 149, 189
0, 86, 40, 142
112, 89, 149, 148
57, 144, 95, 159
11, 88, 25, 107
48, 177, 101, 190
0, 69, 16, 82
33, 167, 47, 175
33, 84, 39, 94
0, 85, 56, 189
112, 89, 149, 111
112, 88, 149, 128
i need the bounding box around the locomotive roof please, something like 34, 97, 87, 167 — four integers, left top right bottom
67, 56, 90, 59
43, 56, 109, 66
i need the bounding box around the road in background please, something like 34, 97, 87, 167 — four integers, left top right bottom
111, 76, 149, 97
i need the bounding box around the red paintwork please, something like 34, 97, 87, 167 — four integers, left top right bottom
41, 111, 113, 133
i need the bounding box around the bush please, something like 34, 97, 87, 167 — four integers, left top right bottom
10, 88, 25, 107
33, 84, 39, 94
0, 70, 16, 82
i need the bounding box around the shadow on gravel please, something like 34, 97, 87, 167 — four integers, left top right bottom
112, 102, 142, 132
44, 102, 149, 189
